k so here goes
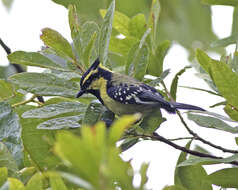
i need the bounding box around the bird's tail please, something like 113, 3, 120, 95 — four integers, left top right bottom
171, 102, 205, 112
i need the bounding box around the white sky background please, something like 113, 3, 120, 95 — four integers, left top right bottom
0, 1, 236, 189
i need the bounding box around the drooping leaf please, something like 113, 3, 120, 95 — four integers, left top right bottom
0, 102, 23, 168
40, 28, 74, 62
207, 168, 238, 188
37, 115, 83, 130
147, 40, 170, 77
201, 0, 238, 6
8, 51, 70, 71
22, 102, 86, 119
187, 113, 238, 133
9, 72, 79, 98
170, 66, 191, 101
99, 0, 115, 66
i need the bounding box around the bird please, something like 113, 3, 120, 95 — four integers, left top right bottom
76, 58, 205, 116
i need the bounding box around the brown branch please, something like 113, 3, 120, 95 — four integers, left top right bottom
177, 111, 238, 154
125, 131, 238, 166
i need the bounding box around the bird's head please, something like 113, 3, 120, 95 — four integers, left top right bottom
76, 58, 112, 98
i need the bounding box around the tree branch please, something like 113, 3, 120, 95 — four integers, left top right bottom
177, 111, 238, 154
125, 131, 238, 166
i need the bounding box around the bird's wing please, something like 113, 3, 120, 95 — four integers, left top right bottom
107, 83, 172, 108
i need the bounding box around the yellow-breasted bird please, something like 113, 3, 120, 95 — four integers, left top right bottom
76, 58, 205, 116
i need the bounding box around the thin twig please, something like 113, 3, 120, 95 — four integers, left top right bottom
12, 95, 37, 108
168, 137, 194, 141
125, 131, 238, 166
177, 110, 238, 154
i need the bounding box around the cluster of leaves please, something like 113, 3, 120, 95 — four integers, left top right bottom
1, 0, 238, 189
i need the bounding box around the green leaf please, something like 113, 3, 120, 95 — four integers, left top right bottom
129, 14, 147, 39
147, 40, 170, 77
40, 28, 74, 62
0, 102, 23, 168
148, 69, 170, 87
1, 0, 14, 10
37, 115, 83, 130
99, 0, 115, 66
22, 102, 86, 118
8, 178, 25, 190
196, 49, 212, 74
120, 137, 139, 152
224, 104, 238, 121
179, 86, 220, 97
48, 172, 67, 190
51, 0, 80, 8
187, 113, 238, 133
174, 141, 212, 190
0, 143, 18, 177
0, 80, 13, 100
139, 163, 149, 189
0, 167, 8, 187
211, 35, 238, 48
100, 10, 130, 36
127, 28, 151, 80
178, 154, 238, 167
163, 185, 187, 190
8, 51, 70, 71
210, 60, 238, 108
26, 173, 43, 190
83, 32, 97, 68
19, 167, 36, 185
15, 105, 60, 171
83, 102, 106, 125
60, 172, 93, 190
230, 51, 238, 74
68, 4, 80, 40
149, 0, 160, 42
109, 114, 141, 145
201, 0, 238, 6
207, 168, 238, 188
232, 7, 238, 35
170, 66, 191, 101
109, 36, 136, 57
9, 72, 79, 98
140, 109, 165, 133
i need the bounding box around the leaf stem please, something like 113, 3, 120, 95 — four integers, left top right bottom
12, 95, 38, 108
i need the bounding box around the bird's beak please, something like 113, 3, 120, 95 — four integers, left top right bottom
76, 90, 86, 98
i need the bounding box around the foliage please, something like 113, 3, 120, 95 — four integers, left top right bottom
1, 0, 238, 189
